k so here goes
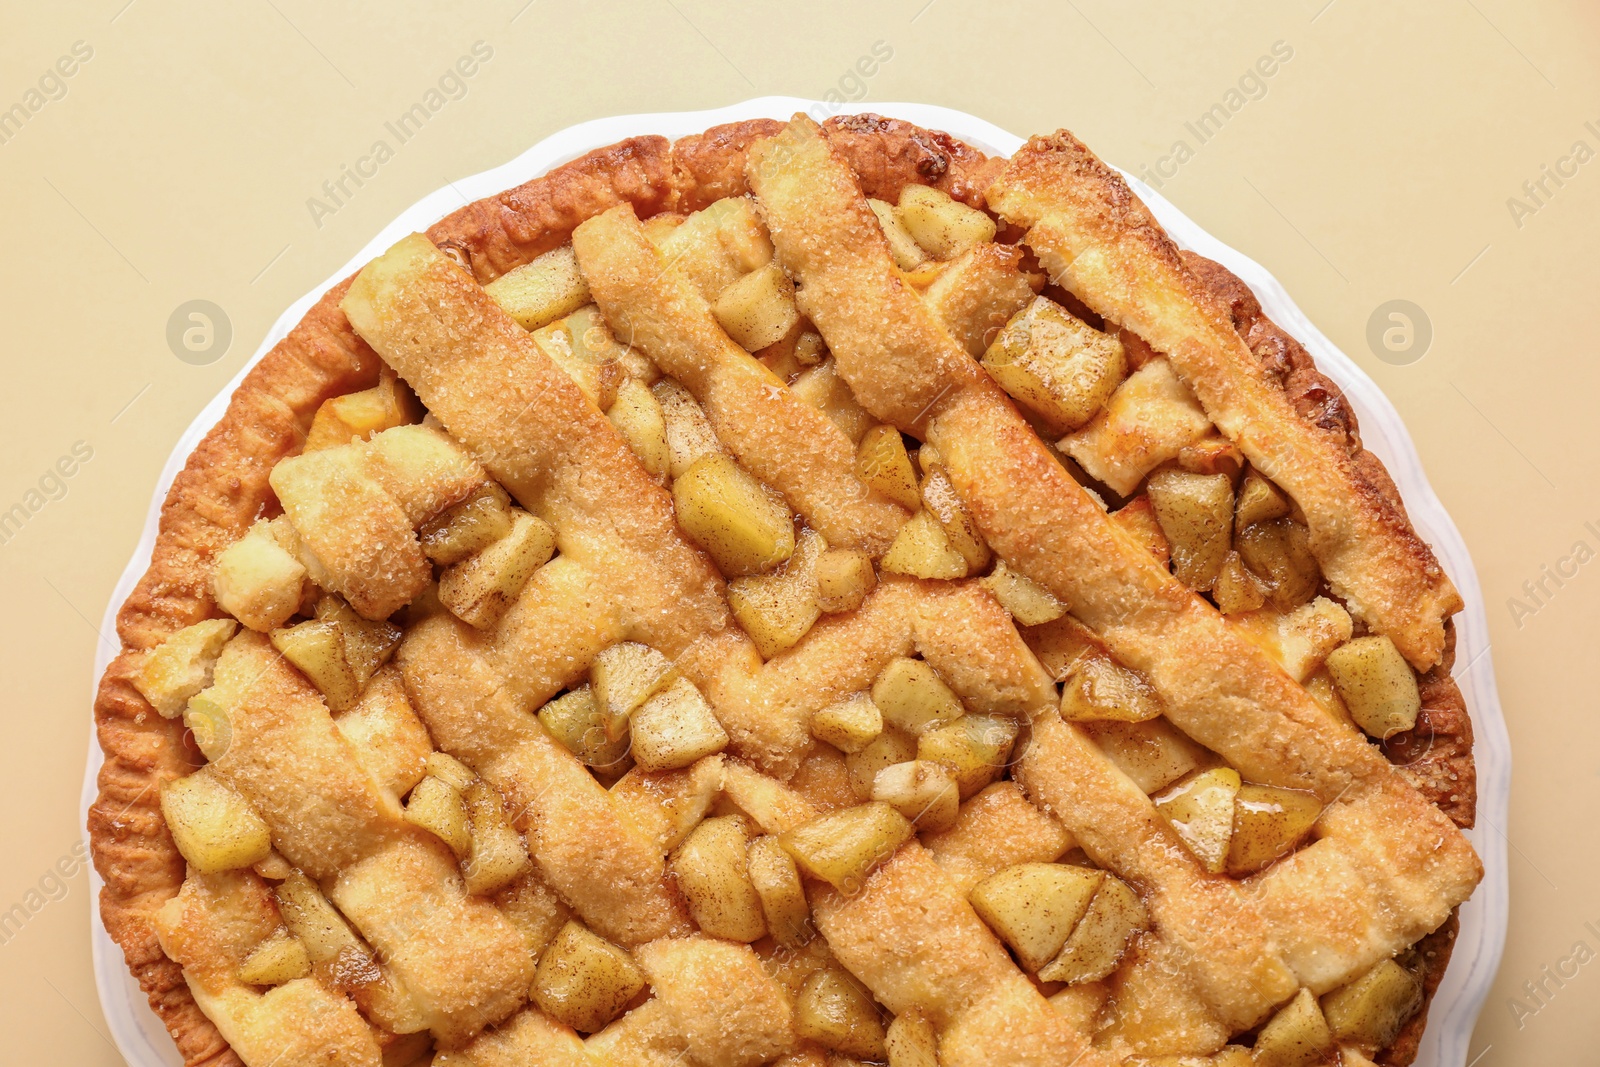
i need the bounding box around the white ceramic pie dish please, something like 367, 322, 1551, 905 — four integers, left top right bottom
81, 97, 1510, 1067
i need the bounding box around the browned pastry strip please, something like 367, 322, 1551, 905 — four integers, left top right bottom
571, 203, 909, 554
986, 131, 1462, 670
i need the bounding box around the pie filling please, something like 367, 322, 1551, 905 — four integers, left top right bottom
117, 114, 1479, 1067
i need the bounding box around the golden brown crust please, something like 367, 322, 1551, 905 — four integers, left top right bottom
90, 112, 1477, 1065
820, 112, 1005, 207
1389, 635, 1478, 829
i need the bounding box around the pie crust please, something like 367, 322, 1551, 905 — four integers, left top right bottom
89, 113, 1479, 1067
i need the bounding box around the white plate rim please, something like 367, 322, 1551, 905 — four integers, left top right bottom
80, 95, 1510, 1067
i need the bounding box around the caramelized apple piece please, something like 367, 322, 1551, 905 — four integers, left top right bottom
1226, 784, 1323, 876
1232, 596, 1353, 683
1235, 467, 1292, 530
871, 759, 959, 832
897, 184, 996, 260
780, 802, 913, 892
1178, 434, 1245, 481
1303, 667, 1355, 729
795, 966, 887, 1059
1321, 959, 1422, 1048
881, 510, 968, 579
134, 618, 238, 718
1106, 497, 1170, 568
1212, 550, 1268, 614
674, 453, 795, 577
1253, 988, 1334, 1067
1235, 519, 1321, 611
920, 468, 990, 572
273, 872, 372, 971
1024, 613, 1100, 682
747, 834, 812, 947
652, 377, 724, 479
403, 775, 471, 859
530, 308, 624, 413
969, 862, 1104, 971
791, 359, 874, 445
461, 779, 528, 896
1062, 358, 1212, 496
237, 929, 311, 987
1153, 767, 1241, 873
814, 548, 876, 613
532, 921, 645, 1033
922, 242, 1041, 358
845, 727, 919, 798
1038, 874, 1148, 985
980, 559, 1066, 626
183, 688, 233, 762
161, 768, 273, 873
872, 657, 965, 736
437, 509, 556, 629
607, 377, 670, 481
856, 424, 921, 510
312, 594, 402, 684
654, 196, 773, 300
591, 644, 674, 749
811, 692, 884, 754
538, 686, 630, 771
727, 527, 826, 658
419, 482, 514, 565
1060, 653, 1164, 723
917, 714, 1019, 798
1086, 718, 1209, 794
406, 759, 464, 802
715, 262, 801, 352
1146, 468, 1234, 591
868, 198, 926, 271
270, 619, 360, 711
1324, 634, 1421, 740
703, 197, 774, 274
885, 1008, 940, 1067
982, 296, 1127, 434
484, 245, 591, 331
630, 677, 729, 772
303, 371, 420, 452
671, 815, 766, 942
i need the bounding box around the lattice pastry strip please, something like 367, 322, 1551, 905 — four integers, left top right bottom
570, 203, 909, 555
153, 869, 387, 1066
342, 234, 729, 656
188, 632, 533, 1044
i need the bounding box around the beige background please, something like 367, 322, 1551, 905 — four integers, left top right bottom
2, 0, 1596, 1062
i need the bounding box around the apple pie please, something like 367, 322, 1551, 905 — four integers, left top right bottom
91, 112, 1481, 1067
